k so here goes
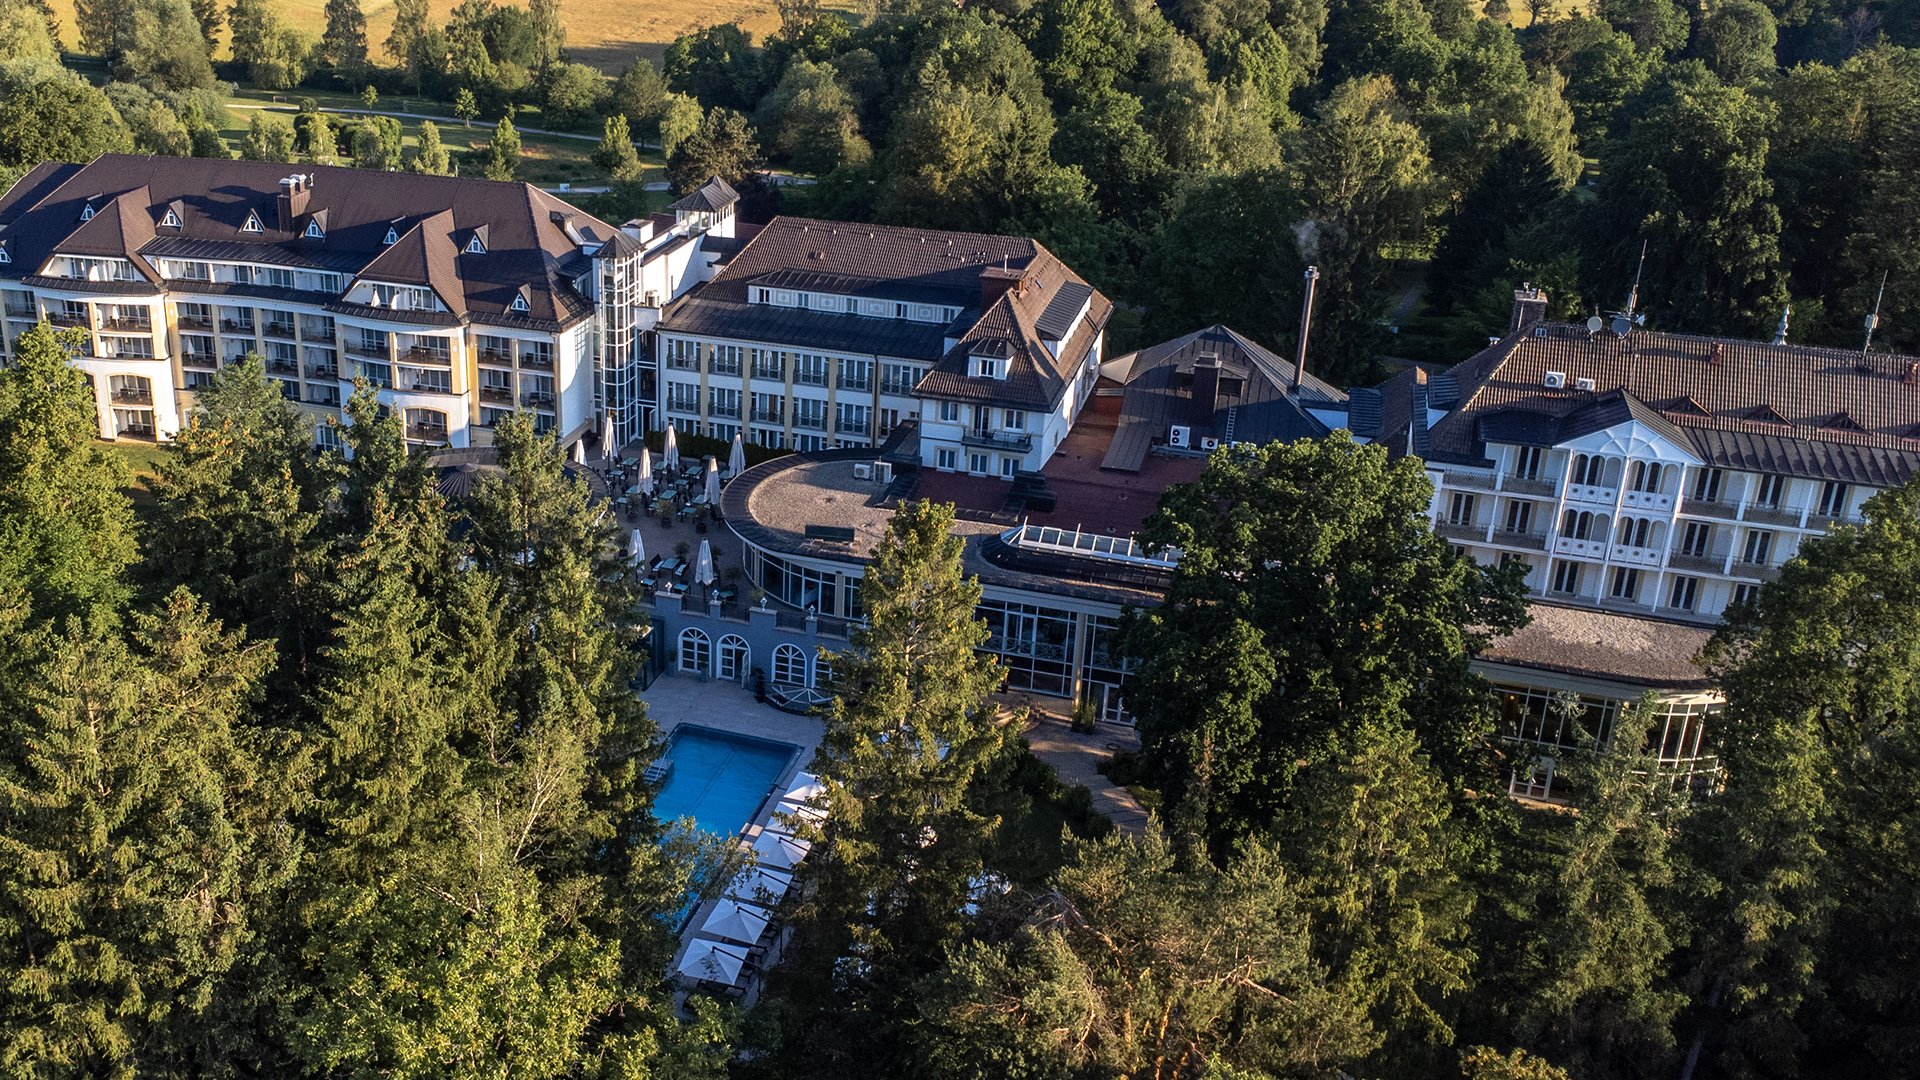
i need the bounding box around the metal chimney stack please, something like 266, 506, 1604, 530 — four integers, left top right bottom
1292, 266, 1320, 396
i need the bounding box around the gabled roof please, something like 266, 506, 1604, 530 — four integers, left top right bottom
668, 175, 740, 214
356, 209, 462, 311
1372, 321, 1920, 486
1102, 324, 1348, 471
0, 154, 615, 329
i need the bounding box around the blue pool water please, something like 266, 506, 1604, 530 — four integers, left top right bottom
652, 726, 798, 837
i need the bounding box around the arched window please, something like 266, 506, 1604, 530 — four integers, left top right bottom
678, 628, 710, 674
717, 635, 749, 682
812, 650, 834, 689
1563, 511, 1596, 541
1618, 517, 1654, 547
772, 643, 807, 685
1573, 454, 1607, 487
1629, 461, 1665, 493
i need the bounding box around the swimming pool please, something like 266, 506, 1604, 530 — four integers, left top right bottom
652, 726, 800, 838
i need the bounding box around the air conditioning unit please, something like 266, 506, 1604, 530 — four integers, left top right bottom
1201, 436, 1220, 450
1575, 377, 1596, 391
1168, 425, 1190, 448
875, 461, 893, 483
852, 462, 874, 480
1543, 371, 1567, 389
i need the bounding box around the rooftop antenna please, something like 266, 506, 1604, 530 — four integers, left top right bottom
1863, 271, 1889, 356
1291, 265, 1320, 396
1624, 239, 1648, 321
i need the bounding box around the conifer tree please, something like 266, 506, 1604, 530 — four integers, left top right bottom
592, 113, 644, 181
384, 0, 427, 67
318, 0, 368, 72
410, 118, 452, 174
482, 113, 521, 180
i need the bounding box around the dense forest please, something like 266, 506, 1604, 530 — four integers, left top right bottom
2, 0, 1919, 384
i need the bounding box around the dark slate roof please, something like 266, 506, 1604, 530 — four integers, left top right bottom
661, 216, 1111, 406
1102, 324, 1349, 471
1478, 601, 1714, 691
1372, 322, 1920, 486
668, 176, 740, 213
0, 154, 614, 330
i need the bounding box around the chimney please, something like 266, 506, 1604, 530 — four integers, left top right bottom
979, 265, 1025, 310
1510, 283, 1548, 336
277, 175, 310, 232
1190, 353, 1223, 428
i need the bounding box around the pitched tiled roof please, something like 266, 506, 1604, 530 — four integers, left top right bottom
1374, 322, 1920, 486
1478, 601, 1714, 691
0, 154, 615, 329
660, 216, 1111, 410
668, 176, 740, 214
1102, 324, 1348, 471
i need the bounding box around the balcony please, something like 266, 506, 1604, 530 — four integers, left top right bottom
181, 352, 218, 370
3, 302, 35, 319
220, 319, 254, 334
100, 316, 152, 333
961, 429, 1034, 452
1446, 472, 1495, 490
753, 366, 784, 381
522, 392, 555, 409
478, 348, 512, 366
401, 345, 451, 366
307, 389, 341, 407
794, 374, 829, 388
302, 327, 336, 344
1745, 504, 1803, 527
308, 363, 339, 379
1679, 497, 1738, 520
345, 340, 389, 361
266, 357, 298, 375
839, 379, 872, 393
262, 321, 296, 340
47, 311, 89, 328
711, 363, 743, 378
398, 379, 453, 395
518, 353, 555, 372
1502, 476, 1556, 497
1667, 551, 1727, 574
1620, 489, 1675, 513
1609, 543, 1664, 568
710, 405, 742, 420
405, 424, 449, 443
480, 386, 514, 404
794, 414, 827, 431
1488, 529, 1548, 551
1435, 521, 1486, 543
751, 409, 784, 425
1564, 483, 1617, 506
880, 380, 917, 396
1551, 536, 1608, 559
177, 314, 213, 331
1728, 560, 1780, 582
110, 386, 154, 405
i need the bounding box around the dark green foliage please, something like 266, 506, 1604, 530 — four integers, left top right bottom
0, 58, 133, 166
664, 23, 763, 112
666, 106, 758, 194
318, 0, 368, 73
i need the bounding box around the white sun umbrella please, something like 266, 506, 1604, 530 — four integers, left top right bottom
636, 446, 653, 496
627, 528, 646, 565
703, 457, 721, 505
726, 864, 793, 906
751, 829, 812, 872
728, 430, 746, 477
699, 897, 772, 945
694, 538, 716, 587
571, 439, 586, 465
675, 938, 747, 984
601, 415, 617, 461
662, 425, 680, 470
783, 771, 826, 805
775, 797, 827, 827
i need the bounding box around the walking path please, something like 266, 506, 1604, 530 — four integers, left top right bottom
1018, 708, 1150, 835
229, 102, 609, 143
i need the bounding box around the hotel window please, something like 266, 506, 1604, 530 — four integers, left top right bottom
1000, 456, 1018, 479
1503, 500, 1532, 534
1513, 445, 1542, 480
837, 358, 871, 391
1817, 481, 1850, 518
1549, 561, 1582, 595
1754, 473, 1786, 509
937, 448, 958, 470
1571, 453, 1607, 487
881, 362, 920, 395
1617, 516, 1654, 548
794, 398, 826, 430
751, 393, 784, 424
1742, 529, 1775, 564
968, 452, 989, 475
1680, 521, 1712, 557
1447, 492, 1476, 527
939, 401, 961, 423
1610, 567, 1641, 600
1691, 467, 1724, 502
666, 382, 701, 413
752, 349, 784, 380
1668, 575, 1699, 611
1629, 461, 1665, 493
677, 628, 710, 674
836, 402, 870, 436
1004, 409, 1025, 430
708, 386, 741, 419
1560, 509, 1597, 541
794, 354, 829, 386
710, 344, 743, 376
772, 643, 808, 686
1731, 583, 1760, 607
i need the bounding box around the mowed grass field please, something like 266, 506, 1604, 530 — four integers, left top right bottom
46, 0, 786, 71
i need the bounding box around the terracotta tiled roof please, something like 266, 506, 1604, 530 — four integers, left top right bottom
1376, 322, 1920, 485
0, 154, 613, 329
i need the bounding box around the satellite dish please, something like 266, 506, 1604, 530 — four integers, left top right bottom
1610, 316, 1634, 337
1586, 315, 1604, 335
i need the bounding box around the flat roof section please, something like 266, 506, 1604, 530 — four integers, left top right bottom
1478, 602, 1716, 692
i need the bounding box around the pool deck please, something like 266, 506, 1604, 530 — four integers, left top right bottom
642, 677, 825, 773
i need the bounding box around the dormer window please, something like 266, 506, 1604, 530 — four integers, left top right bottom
304, 220, 324, 239
241, 211, 263, 234
0, 247, 10, 265
383, 227, 399, 245
466, 236, 486, 254
510, 293, 530, 313
161, 209, 181, 228
79, 205, 95, 222
967, 338, 1013, 380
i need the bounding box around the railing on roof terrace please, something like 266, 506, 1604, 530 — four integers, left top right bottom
1000, 523, 1181, 570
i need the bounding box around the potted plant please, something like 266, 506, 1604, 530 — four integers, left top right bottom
675, 540, 690, 561
752, 667, 767, 702
1070, 697, 1100, 734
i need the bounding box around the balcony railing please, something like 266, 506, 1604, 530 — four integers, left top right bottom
307, 389, 341, 407
519, 353, 555, 371
177, 315, 213, 331
2, 304, 36, 319
1620, 489, 1675, 512
266, 357, 298, 375
1502, 476, 1556, 496
753, 365, 784, 381
220, 319, 254, 334
1679, 497, 1738, 520
478, 349, 513, 366
181, 352, 218, 369
479, 386, 514, 403
794, 414, 827, 431
308, 363, 339, 379
1666, 552, 1726, 574
1489, 529, 1548, 551
100, 317, 152, 333
262, 321, 296, 339
398, 379, 452, 394
110, 387, 154, 404
345, 341, 389, 360
522, 392, 555, 409
1745, 504, 1803, 527
711, 363, 743, 378
1609, 543, 1664, 567
405, 424, 449, 442
962, 429, 1033, 452
709, 405, 742, 420
47, 311, 89, 328
1435, 521, 1484, 542
1552, 535, 1608, 559
751, 408, 784, 424
302, 327, 336, 343
1447, 472, 1495, 490
1564, 483, 1618, 506
401, 346, 451, 366
1728, 560, 1779, 582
